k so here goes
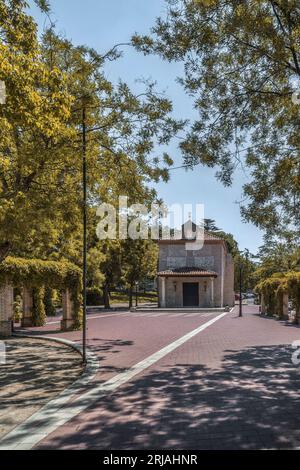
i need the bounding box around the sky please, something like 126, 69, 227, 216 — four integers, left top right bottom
28, 0, 264, 254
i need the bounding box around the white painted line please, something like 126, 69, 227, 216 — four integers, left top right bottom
135, 313, 155, 317
39, 311, 133, 326
0, 311, 228, 450
146, 312, 169, 317
169, 314, 185, 317
185, 312, 215, 317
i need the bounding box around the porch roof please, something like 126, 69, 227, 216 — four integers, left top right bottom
157, 267, 218, 278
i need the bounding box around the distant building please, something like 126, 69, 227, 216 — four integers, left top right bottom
157, 221, 235, 308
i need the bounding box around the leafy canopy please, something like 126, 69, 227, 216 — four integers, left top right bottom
133, 0, 300, 239
0, 1, 185, 265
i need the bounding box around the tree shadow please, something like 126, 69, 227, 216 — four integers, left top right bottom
38, 343, 300, 450
0, 338, 83, 404
253, 313, 300, 329
0, 337, 83, 439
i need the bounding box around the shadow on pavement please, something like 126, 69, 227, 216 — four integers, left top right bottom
0, 338, 83, 440
37, 343, 300, 450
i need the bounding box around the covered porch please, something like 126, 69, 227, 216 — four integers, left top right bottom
158, 268, 218, 309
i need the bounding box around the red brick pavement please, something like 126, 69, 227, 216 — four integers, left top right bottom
30, 306, 300, 450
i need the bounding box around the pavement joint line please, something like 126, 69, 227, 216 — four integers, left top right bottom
39, 308, 232, 326
0, 310, 228, 450
0, 334, 99, 450
42, 311, 133, 326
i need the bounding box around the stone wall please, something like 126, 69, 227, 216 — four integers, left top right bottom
158, 241, 235, 308
159, 243, 219, 272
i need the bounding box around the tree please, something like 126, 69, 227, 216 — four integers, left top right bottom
206, 222, 256, 290
121, 239, 158, 308
216, 231, 239, 258
0, 0, 78, 261
98, 240, 122, 309
253, 234, 300, 283
203, 219, 220, 232
38, 28, 185, 264
0, 2, 185, 269
133, 0, 300, 239
235, 249, 257, 292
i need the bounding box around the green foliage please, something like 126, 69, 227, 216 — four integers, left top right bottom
253, 236, 300, 282
0, 0, 77, 261
203, 219, 220, 232
215, 231, 239, 257
0, 257, 82, 328
0, 2, 184, 266
234, 250, 257, 292
121, 239, 158, 307
34, 0, 51, 12
44, 287, 56, 317
98, 240, 122, 309
205, 224, 256, 291
32, 287, 46, 326
86, 287, 103, 306
133, 0, 300, 238
13, 294, 22, 322
256, 271, 300, 323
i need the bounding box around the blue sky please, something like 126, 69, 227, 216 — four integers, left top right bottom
29, 0, 264, 254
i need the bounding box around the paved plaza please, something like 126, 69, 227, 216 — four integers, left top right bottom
0, 338, 83, 440
1, 305, 300, 449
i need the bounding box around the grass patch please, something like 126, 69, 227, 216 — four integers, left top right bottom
110, 291, 158, 304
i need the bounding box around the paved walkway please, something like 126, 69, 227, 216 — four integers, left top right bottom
0, 338, 83, 440
4, 306, 300, 449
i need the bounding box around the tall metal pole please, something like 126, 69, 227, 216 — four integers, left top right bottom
239, 263, 243, 317
82, 106, 87, 364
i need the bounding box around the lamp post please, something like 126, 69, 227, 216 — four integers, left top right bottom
82, 106, 87, 364
135, 281, 139, 308
238, 248, 251, 318
239, 261, 243, 318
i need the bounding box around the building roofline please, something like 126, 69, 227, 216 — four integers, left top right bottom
158, 269, 218, 278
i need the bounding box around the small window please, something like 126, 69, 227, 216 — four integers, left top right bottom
203, 281, 207, 293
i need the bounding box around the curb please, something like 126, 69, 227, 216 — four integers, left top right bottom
0, 333, 99, 450
131, 307, 228, 313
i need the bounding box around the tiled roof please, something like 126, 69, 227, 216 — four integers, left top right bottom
158, 267, 218, 277
158, 231, 225, 242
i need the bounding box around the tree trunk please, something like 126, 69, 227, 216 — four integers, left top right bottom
0, 242, 11, 263
128, 286, 133, 308
294, 305, 300, 325
103, 284, 110, 309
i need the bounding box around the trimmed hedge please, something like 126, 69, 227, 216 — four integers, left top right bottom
0, 257, 82, 329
